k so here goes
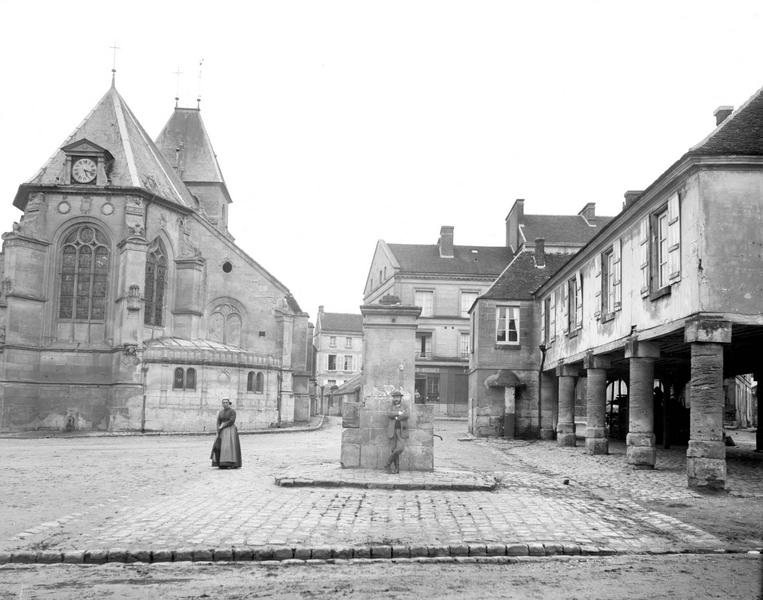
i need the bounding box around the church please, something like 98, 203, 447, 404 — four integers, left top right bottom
0, 79, 311, 432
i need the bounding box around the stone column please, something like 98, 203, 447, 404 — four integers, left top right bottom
755, 370, 762, 453
685, 318, 731, 489
504, 386, 516, 439
540, 372, 557, 440
624, 339, 659, 468
584, 353, 610, 455
556, 365, 578, 446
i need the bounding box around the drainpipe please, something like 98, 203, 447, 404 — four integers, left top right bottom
537, 344, 547, 439
140, 365, 148, 433
277, 370, 283, 427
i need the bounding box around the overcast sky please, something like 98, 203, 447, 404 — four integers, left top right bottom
1, 1, 761, 319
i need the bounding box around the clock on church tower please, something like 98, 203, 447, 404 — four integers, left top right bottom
61, 138, 113, 186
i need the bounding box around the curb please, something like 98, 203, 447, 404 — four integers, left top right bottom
273, 478, 497, 492
1, 543, 760, 565
0, 416, 325, 440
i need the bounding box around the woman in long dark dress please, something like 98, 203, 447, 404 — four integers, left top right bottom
210, 398, 242, 469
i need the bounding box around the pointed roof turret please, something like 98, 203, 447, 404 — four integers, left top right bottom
15, 85, 196, 210
155, 107, 228, 190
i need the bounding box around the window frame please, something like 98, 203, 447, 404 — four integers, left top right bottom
459, 290, 479, 319
327, 354, 337, 371
57, 224, 111, 323
414, 289, 435, 318
343, 354, 353, 371
495, 305, 520, 346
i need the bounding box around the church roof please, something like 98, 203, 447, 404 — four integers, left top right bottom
18, 84, 196, 209
387, 243, 513, 277
155, 107, 227, 183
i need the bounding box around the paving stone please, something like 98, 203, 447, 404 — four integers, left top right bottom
253, 547, 275, 561
506, 544, 529, 556
214, 548, 233, 561
151, 550, 174, 563
353, 547, 371, 559
107, 549, 127, 562
370, 546, 392, 559
62, 551, 84, 564
173, 549, 194, 561
562, 544, 581, 555
232, 548, 253, 561
310, 547, 332, 560
408, 545, 428, 558
391, 545, 410, 558
85, 551, 108, 564
0, 552, 11, 564
427, 545, 449, 557
467, 544, 487, 556
544, 543, 564, 556
192, 549, 213, 562
528, 543, 545, 556
449, 544, 469, 556
294, 548, 311, 560
485, 544, 507, 556
12, 552, 37, 564
127, 550, 151, 563
331, 547, 353, 559
272, 547, 294, 560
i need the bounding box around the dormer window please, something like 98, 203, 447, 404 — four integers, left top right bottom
61, 138, 113, 186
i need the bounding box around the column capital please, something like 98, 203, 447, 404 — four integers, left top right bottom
624, 338, 660, 359
555, 364, 580, 378
684, 317, 732, 344
584, 351, 611, 370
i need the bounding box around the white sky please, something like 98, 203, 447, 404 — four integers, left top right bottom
0, 0, 761, 319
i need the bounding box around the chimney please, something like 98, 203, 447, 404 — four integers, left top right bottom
534, 238, 545, 267
623, 190, 643, 210
578, 202, 596, 220
438, 226, 454, 258
505, 198, 525, 252
713, 105, 734, 126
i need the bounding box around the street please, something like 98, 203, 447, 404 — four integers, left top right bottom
0, 418, 761, 598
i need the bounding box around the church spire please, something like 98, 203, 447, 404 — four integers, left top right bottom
110, 42, 120, 88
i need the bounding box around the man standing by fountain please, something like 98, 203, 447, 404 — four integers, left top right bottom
385, 391, 409, 473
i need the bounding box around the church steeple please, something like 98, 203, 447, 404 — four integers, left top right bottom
155, 103, 232, 230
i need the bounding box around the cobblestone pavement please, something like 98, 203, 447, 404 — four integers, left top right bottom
1, 419, 761, 561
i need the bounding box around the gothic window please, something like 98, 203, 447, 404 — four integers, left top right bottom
173, 367, 185, 389
58, 225, 110, 321
208, 303, 243, 347
144, 239, 167, 326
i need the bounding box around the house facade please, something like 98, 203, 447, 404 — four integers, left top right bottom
468, 202, 611, 437
363, 226, 512, 416
313, 306, 363, 414
535, 91, 763, 489
0, 81, 311, 432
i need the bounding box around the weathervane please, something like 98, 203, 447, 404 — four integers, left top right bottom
110, 42, 120, 87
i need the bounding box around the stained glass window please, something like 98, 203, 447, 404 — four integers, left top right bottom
173, 367, 184, 389
247, 371, 255, 392
144, 240, 167, 326
185, 368, 196, 391
58, 226, 110, 321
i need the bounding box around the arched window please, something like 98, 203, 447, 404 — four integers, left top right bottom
255, 372, 264, 393
185, 368, 196, 391
247, 371, 255, 392
208, 303, 243, 347
144, 239, 167, 326
58, 225, 110, 321
173, 367, 184, 389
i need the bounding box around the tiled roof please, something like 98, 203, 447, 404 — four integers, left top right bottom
155, 108, 226, 182
480, 250, 572, 301
387, 244, 513, 277
520, 214, 611, 247
321, 312, 363, 333
20, 85, 195, 208
688, 85, 763, 156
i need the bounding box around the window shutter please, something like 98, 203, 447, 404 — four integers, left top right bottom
575, 271, 583, 329
613, 237, 622, 309
561, 285, 569, 334
639, 217, 650, 297
593, 255, 602, 320
667, 193, 681, 281
549, 291, 556, 341
539, 296, 546, 343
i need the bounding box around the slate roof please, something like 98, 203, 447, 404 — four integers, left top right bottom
480, 250, 572, 301
155, 107, 226, 183
320, 312, 363, 333
387, 244, 513, 277
520, 214, 612, 247
688, 85, 763, 156
18, 84, 196, 208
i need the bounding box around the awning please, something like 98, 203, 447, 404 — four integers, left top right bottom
485, 369, 522, 389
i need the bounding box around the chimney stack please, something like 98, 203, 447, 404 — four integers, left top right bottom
578, 202, 596, 220
623, 190, 643, 210
534, 238, 545, 267
438, 226, 454, 258
713, 105, 734, 126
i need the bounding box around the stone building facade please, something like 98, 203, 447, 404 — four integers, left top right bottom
0, 82, 310, 432
534, 89, 763, 489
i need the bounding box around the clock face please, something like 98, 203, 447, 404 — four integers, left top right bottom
72, 158, 97, 184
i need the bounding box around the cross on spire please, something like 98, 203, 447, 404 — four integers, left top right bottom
197, 58, 204, 109
110, 42, 120, 87
174, 65, 183, 108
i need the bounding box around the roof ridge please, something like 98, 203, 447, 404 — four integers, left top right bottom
688, 83, 763, 154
